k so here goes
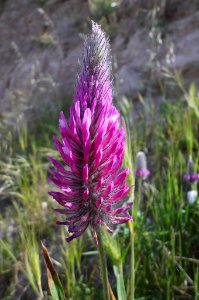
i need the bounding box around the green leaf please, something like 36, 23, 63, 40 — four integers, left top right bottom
187, 83, 199, 118
0, 239, 17, 263
101, 229, 121, 265
41, 241, 65, 300
113, 265, 127, 300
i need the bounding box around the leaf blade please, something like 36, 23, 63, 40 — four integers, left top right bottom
41, 241, 65, 300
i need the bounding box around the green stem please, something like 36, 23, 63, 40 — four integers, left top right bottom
129, 179, 136, 300
130, 220, 135, 300
130, 177, 142, 300
96, 228, 110, 300
137, 177, 142, 212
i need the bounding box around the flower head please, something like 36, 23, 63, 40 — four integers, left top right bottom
187, 190, 198, 205
135, 151, 150, 179
48, 22, 131, 242
183, 157, 199, 183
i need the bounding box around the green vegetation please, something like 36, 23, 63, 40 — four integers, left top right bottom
88, 0, 120, 22
0, 72, 198, 299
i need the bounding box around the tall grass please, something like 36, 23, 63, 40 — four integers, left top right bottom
0, 78, 199, 299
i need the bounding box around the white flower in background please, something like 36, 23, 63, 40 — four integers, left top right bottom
41, 201, 48, 210
187, 190, 198, 205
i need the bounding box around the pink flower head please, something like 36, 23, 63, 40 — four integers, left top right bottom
48, 21, 131, 242
135, 151, 150, 179
183, 157, 199, 183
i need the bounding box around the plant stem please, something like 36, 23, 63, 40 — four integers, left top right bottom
137, 177, 142, 212
130, 220, 135, 300
96, 228, 110, 300
129, 181, 136, 300
130, 177, 143, 300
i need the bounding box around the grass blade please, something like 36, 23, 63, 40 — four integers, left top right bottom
41, 241, 65, 300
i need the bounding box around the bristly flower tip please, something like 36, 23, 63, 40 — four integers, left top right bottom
48, 21, 131, 242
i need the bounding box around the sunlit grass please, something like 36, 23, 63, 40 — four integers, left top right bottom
0, 79, 199, 299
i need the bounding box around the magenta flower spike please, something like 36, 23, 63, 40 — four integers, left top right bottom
48, 21, 131, 242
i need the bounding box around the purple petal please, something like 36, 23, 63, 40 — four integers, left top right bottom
82, 108, 91, 144
114, 168, 129, 187
83, 164, 88, 184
